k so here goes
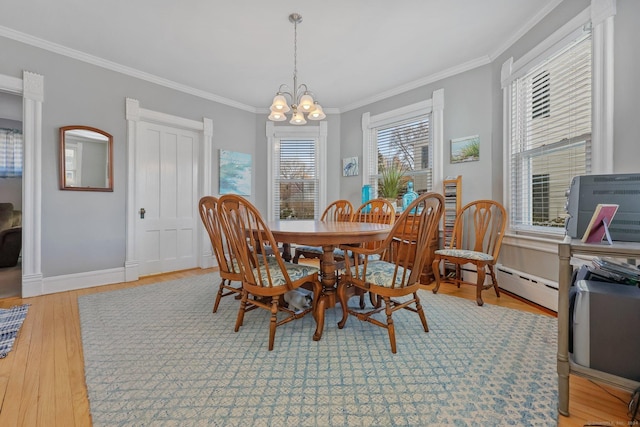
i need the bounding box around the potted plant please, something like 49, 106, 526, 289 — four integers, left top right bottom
378, 163, 405, 201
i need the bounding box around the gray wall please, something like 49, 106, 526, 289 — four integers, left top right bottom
0, 36, 256, 277
338, 0, 640, 284
1, 0, 638, 285
339, 65, 494, 208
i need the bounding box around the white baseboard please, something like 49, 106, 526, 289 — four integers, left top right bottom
42, 267, 126, 295
21, 273, 44, 298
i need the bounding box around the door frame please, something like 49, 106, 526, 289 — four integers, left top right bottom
0, 71, 44, 297
125, 98, 213, 281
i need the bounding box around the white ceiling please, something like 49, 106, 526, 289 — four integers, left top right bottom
0, 0, 561, 112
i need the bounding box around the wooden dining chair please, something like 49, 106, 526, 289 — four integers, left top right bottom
199, 196, 245, 313
349, 198, 396, 308
353, 198, 396, 230
217, 194, 322, 350
431, 200, 507, 306
293, 199, 354, 264
337, 192, 444, 353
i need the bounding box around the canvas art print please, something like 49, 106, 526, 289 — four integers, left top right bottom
451, 135, 480, 163
342, 156, 359, 177
219, 150, 251, 195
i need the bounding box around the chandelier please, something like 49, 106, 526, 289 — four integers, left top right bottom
268, 13, 326, 125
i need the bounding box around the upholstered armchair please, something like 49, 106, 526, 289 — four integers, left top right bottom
0, 203, 22, 268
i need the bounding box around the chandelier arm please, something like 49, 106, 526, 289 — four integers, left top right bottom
277, 84, 293, 100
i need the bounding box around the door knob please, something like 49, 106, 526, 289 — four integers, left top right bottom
139, 208, 146, 219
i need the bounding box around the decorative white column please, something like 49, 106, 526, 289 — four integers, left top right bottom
590, 0, 616, 174
21, 71, 44, 297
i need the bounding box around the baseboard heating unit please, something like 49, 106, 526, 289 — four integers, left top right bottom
496, 265, 558, 312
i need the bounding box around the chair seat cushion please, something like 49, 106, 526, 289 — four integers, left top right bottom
334, 248, 381, 261
435, 249, 494, 262
295, 245, 323, 255
252, 262, 319, 287
228, 255, 278, 271
348, 260, 410, 288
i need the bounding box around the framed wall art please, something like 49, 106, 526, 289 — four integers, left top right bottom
450, 135, 480, 164
219, 149, 252, 195
342, 156, 359, 177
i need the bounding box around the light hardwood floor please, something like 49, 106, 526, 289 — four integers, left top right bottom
0, 268, 632, 426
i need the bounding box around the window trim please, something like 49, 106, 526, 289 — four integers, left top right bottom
361, 89, 444, 196
501, 0, 615, 237
266, 121, 327, 222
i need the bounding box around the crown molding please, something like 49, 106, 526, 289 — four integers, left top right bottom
340, 56, 489, 113
0, 25, 257, 113
0, 0, 581, 117
489, 0, 564, 61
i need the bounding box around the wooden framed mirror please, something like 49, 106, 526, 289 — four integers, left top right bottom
59, 126, 113, 191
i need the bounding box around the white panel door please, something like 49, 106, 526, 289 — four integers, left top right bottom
136, 122, 199, 276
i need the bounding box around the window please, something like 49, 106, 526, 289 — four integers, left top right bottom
531, 71, 550, 119
505, 29, 593, 232
0, 128, 23, 178
373, 116, 432, 196
362, 96, 443, 204
64, 142, 81, 186
275, 139, 318, 220
266, 122, 327, 221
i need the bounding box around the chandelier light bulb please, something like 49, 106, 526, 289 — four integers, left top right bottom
299, 93, 315, 111
290, 109, 307, 125
308, 103, 326, 120
268, 111, 287, 121
270, 94, 290, 113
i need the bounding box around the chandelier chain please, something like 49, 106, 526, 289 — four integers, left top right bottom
292, 18, 298, 101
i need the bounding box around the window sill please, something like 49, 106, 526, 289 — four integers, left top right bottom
503, 229, 565, 255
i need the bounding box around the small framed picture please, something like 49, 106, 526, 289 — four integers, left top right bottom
342, 156, 359, 177
450, 135, 480, 163
219, 149, 252, 195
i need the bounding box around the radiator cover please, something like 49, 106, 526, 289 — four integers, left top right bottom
496, 265, 558, 312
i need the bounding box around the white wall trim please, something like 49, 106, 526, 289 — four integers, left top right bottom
200, 118, 215, 269
502, 233, 561, 255
501, 0, 615, 235
0, 71, 44, 297
42, 268, 126, 295
591, 0, 617, 26
431, 89, 444, 195
20, 71, 44, 297
0, 74, 22, 94
124, 98, 213, 281
590, 0, 616, 174
361, 90, 443, 195
501, 8, 591, 88
265, 122, 328, 222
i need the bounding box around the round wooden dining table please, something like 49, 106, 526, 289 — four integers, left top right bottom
267, 220, 392, 341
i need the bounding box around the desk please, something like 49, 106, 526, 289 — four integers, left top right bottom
557, 237, 640, 416
268, 220, 392, 340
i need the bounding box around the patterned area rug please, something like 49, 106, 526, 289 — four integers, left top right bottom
79, 274, 558, 426
0, 304, 29, 358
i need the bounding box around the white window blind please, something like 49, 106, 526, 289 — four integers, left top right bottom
0, 128, 23, 178
367, 115, 432, 197
509, 31, 591, 231
274, 139, 318, 220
